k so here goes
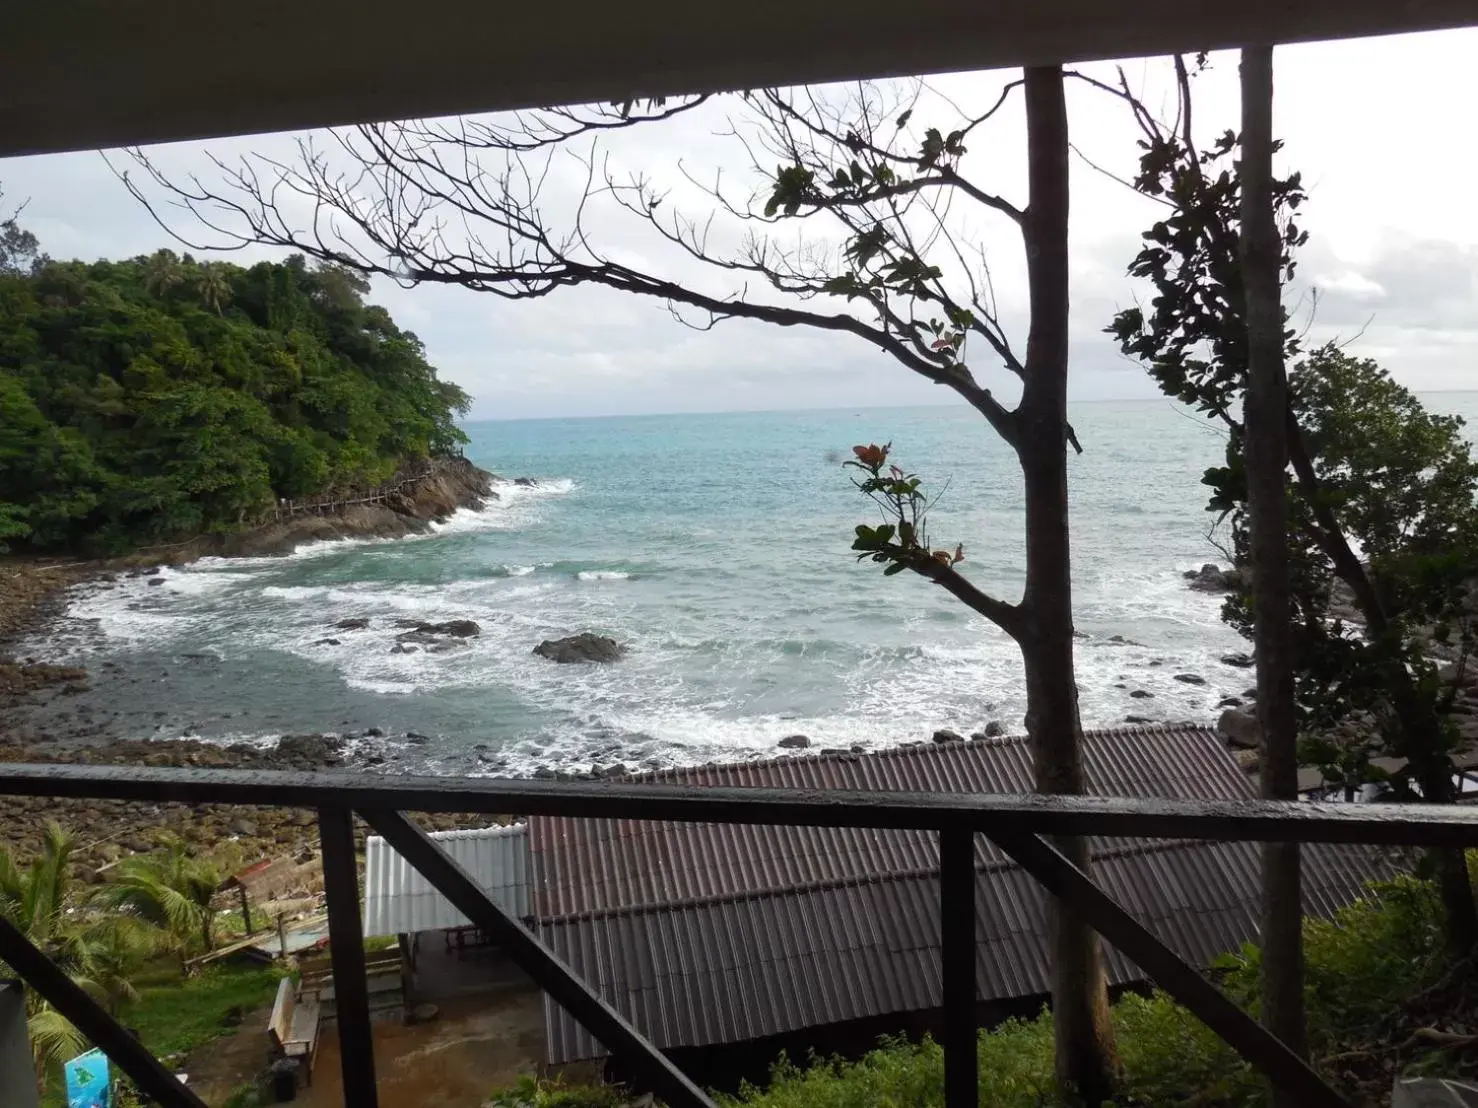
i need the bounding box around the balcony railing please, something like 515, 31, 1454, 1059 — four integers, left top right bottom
2, 762, 1476, 1108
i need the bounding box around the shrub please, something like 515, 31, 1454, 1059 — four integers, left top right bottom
730, 871, 1452, 1108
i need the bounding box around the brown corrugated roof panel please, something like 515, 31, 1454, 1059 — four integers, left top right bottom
530, 726, 1404, 1064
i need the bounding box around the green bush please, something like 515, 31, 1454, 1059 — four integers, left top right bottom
484, 1074, 635, 1107
730, 871, 1451, 1108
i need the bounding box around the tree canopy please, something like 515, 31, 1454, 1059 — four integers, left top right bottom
0, 243, 470, 554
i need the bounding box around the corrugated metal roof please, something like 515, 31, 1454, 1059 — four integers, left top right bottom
529, 727, 1402, 1063
533, 726, 1271, 917
363, 823, 530, 937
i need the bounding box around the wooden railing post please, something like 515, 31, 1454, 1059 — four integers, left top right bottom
319, 806, 378, 1108
940, 827, 978, 1108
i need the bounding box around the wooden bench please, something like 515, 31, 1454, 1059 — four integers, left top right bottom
267, 977, 321, 1085
298, 949, 403, 1001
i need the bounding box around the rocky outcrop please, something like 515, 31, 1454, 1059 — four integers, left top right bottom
533, 632, 625, 664
932, 728, 965, 743
971, 721, 1006, 740
396, 619, 481, 639
198, 458, 499, 559
1220, 652, 1254, 668
1184, 563, 1244, 593
335, 618, 371, 631
1174, 673, 1207, 686
777, 734, 810, 749
274, 733, 342, 764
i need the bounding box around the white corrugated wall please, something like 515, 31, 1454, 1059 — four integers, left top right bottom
362, 823, 530, 937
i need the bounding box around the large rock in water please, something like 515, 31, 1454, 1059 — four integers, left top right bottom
395, 619, 481, 638
1185, 562, 1244, 593
533, 633, 625, 664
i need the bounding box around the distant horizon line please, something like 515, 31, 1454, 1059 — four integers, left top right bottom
464, 389, 1478, 424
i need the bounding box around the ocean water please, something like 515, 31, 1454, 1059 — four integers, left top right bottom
29, 397, 1478, 776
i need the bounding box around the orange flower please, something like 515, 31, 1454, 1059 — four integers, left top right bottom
852, 443, 888, 468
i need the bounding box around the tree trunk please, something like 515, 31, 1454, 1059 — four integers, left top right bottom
1019, 64, 1118, 1104
1239, 45, 1308, 1092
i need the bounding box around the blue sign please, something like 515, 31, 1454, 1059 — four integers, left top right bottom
64, 1047, 111, 1108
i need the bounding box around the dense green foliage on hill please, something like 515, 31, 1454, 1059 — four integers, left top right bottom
0, 242, 470, 553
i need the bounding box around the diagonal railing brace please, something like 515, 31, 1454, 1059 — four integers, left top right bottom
359, 808, 717, 1108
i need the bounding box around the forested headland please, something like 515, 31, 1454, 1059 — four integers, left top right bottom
0, 229, 471, 555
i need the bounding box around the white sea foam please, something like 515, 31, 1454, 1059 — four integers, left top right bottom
575, 570, 631, 581
261, 585, 333, 601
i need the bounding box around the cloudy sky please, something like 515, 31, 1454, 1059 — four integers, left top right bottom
3, 29, 1477, 420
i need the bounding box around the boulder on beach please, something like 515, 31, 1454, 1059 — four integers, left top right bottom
970, 721, 1006, 740
1185, 563, 1244, 593
274, 733, 340, 763
1218, 707, 1261, 750
932, 728, 965, 743
1173, 673, 1207, 686
1220, 652, 1254, 668
777, 734, 811, 749
533, 632, 625, 664
1129, 689, 1154, 699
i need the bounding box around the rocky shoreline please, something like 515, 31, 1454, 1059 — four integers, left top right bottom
0, 458, 513, 865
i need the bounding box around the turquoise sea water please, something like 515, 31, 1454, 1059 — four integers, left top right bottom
34, 396, 1478, 775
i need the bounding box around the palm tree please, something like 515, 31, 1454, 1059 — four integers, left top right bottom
0, 824, 156, 1088
0, 823, 83, 969
192, 260, 232, 315
93, 837, 222, 968
142, 249, 184, 299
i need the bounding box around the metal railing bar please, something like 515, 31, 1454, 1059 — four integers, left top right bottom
0, 917, 206, 1108
939, 827, 978, 1108
319, 806, 379, 1108
359, 808, 717, 1108
4, 763, 1478, 847
986, 828, 1349, 1108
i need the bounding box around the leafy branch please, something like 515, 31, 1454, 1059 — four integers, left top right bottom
845, 443, 1021, 636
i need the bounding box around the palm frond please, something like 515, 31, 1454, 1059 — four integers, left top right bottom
27, 1005, 87, 1082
